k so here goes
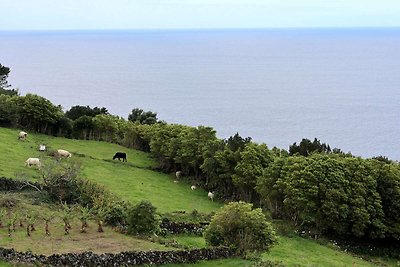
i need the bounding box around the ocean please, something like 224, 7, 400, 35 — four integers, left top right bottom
0, 29, 399, 159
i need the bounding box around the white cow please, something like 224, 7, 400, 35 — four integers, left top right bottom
57, 149, 72, 158
18, 131, 28, 140
208, 192, 214, 201
25, 158, 41, 168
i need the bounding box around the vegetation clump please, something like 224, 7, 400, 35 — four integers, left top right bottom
127, 200, 160, 236
204, 201, 276, 254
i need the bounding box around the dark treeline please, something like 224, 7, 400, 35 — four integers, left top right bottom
0, 65, 399, 242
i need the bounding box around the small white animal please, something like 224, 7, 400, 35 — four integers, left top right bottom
39, 144, 46, 152
191, 185, 197, 190
25, 158, 41, 168
208, 191, 214, 201
57, 149, 72, 158
175, 171, 182, 179
18, 131, 28, 140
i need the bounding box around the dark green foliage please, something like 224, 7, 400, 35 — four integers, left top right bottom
127, 200, 160, 235
73, 115, 95, 139
256, 154, 400, 240
289, 138, 332, 156
65, 105, 108, 120
104, 201, 130, 227
372, 155, 392, 164
41, 159, 83, 203
0, 88, 19, 96
12, 94, 63, 133
204, 201, 276, 254
0, 64, 11, 90
128, 108, 158, 125
226, 132, 252, 152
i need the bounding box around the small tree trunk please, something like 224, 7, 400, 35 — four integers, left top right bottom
12, 223, 16, 232
26, 225, 30, 237
45, 222, 50, 236
81, 221, 86, 233
64, 224, 69, 235
8, 226, 12, 237
97, 221, 103, 232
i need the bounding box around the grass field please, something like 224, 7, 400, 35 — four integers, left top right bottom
165, 235, 399, 267
0, 127, 221, 213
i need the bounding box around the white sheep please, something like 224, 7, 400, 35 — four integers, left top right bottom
39, 144, 46, 152
191, 185, 197, 190
208, 191, 214, 201
18, 131, 28, 141
175, 171, 182, 179
57, 149, 72, 158
25, 158, 41, 168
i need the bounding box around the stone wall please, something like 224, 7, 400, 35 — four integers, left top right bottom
0, 246, 236, 266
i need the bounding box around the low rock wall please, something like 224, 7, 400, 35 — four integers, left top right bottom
0, 246, 235, 266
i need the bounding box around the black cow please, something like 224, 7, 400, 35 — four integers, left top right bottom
113, 152, 127, 162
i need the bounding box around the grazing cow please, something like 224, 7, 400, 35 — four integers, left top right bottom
57, 149, 72, 158
208, 192, 214, 201
191, 185, 197, 190
113, 152, 127, 162
39, 144, 46, 152
175, 171, 182, 179
25, 158, 41, 168
18, 131, 28, 141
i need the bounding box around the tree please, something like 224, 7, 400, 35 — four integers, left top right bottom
61, 203, 74, 235
42, 212, 56, 236
289, 138, 332, 156
78, 206, 91, 233
93, 114, 119, 142
65, 105, 108, 120
11, 94, 63, 133
127, 200, 160, 235
41, 159, 82, 203
0, 64, 10, 91
233, 143, 273, 202
128, 108, 158, 125
204, 201, 276, 254
73, 115, 95, 139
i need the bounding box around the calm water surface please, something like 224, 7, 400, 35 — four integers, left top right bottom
0, 29, 399, 159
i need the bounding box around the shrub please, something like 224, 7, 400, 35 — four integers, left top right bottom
105, 201, 130, 227
127, 200, 160, 235
204, 201, 276, 254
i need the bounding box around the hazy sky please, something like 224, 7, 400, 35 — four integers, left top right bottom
1, 0, 399, 30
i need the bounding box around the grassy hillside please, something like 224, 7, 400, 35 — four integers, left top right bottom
164, 235, 398, 267
0, 127, 221, 213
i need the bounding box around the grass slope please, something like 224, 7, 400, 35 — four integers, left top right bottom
0, 127, 221, 213
165, 235, 398, 267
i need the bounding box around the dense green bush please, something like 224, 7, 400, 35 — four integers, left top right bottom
127, 200, 160, 235
204, 202, 276, 254
104, 201, 130, 227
